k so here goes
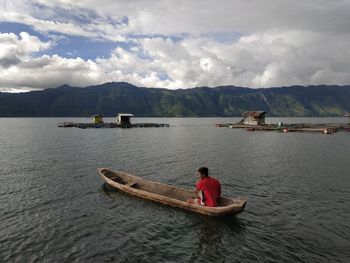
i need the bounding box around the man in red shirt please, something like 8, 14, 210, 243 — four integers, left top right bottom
187, 167, 221, 207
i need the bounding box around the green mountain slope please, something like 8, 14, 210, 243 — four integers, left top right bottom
0, 82, 349, 117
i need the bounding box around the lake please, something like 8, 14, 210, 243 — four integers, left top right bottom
1, 117, 350, 262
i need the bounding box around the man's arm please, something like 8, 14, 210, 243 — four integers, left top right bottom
195, 180, 203, 198
194, 188, 200, 198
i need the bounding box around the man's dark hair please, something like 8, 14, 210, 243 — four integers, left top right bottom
198, 167, 209, 177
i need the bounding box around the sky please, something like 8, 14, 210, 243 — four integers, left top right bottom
1, 0, 350, 92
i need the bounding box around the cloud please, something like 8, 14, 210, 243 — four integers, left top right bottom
0, 55, 101, 89
0, 32, 50, 67
105, 31, 350, 88
1, 1, 350, 91
0, 32, 101, 91
0, 1, 126, 41
25, 0, 350, 36
2, 29, 350, 92
3, 1, 350, 41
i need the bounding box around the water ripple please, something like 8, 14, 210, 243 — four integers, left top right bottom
1, 117, 350, 262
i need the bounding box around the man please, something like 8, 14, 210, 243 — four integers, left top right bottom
187, 167, 221, 207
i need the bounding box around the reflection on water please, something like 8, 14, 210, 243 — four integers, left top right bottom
1, 117, 350, 262
198, 216, 246, 244
189, 216, 247, 262
102, 183, 116, 197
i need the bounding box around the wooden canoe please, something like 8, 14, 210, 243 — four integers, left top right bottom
98, 168, 246, 216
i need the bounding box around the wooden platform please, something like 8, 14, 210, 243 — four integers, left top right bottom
216, 122, 350, 134
57, 122, 170, 129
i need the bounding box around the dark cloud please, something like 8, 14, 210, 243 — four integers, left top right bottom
0, 56, 21, 67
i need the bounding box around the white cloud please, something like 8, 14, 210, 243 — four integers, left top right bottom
26, 0, 350, 36
0, 32, 50, 67
0, 32, 102, 90
2, 29, 350, 92
0, 55, 103, 89
0, 1, 126, 41
1, 1, 350, 91
3, 1, 350, 40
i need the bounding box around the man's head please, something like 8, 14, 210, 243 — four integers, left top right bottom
197, 167, 209, 178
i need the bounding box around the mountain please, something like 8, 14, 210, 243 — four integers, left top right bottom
0, 82, 349, 117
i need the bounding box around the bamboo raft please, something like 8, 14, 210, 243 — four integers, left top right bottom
99, 168, 246, 216
57, 122, 170, 128
222, 123, 350, 134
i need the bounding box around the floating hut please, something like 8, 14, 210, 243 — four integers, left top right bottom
57, 112, 169, 129
92, 114, 104, 124
242, 111, 266, 125
216, 110, 350, 134
117, 113, 134, 125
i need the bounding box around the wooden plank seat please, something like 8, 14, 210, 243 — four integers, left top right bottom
109, 175, 137, 187
124, 181, 137, 187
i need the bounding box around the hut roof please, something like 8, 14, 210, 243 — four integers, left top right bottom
242, 111, 266, 117
91, 114, 103, 117
117, 113, 134, 117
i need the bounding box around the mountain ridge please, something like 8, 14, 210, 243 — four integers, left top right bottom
0, 82, 349, 117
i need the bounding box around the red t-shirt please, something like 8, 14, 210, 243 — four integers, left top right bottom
196, 176, 221, 207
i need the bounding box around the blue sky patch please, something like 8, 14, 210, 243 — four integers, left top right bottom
0, 21, 132, 60
38, 35, 119, 60
0, 21, 49, 41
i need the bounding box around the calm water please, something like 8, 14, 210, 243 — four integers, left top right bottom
1, 117, 350, 262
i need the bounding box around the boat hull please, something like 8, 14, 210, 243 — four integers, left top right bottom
98, 168, 246, 216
